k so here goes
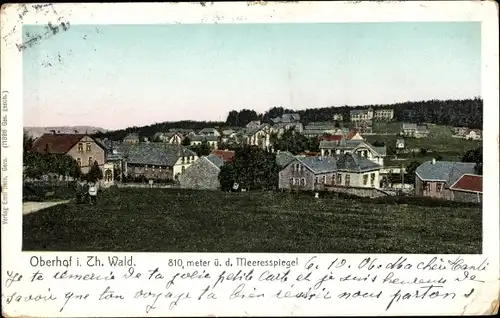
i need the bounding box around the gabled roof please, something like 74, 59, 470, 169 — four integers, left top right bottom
198, 128, 219, 134
276, 151, 295, 167
191, 135, 218, 142
295, 156, 338, 174
335, 152, 382, 172
285, 153, 381, 174
211, 149, 235, 163
204, 155, 224, 169
345, 130, 361, 140
320, 135, 343, 142
30, 133, 91, 154
114, 142, 196, 166
415, 161, 476, 186
244, 124, 269, 136
450, 174, 483, 193
350, 109, 370, 115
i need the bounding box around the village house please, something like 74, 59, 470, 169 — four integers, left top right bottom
123, 133, 140, 144
179, 155, 224, 190
220, 129, 238, 143
373, 108, 394, 121
278, 152, 382, 191
271, 113, 301, 124
243, 124, 272, 150
198, 128, 221, 137
302, 122, 338, 137
332, 113, 344, 121
401, 123, 430, 138
153, 132, 183, 144
449, 174, 483, 203
246, 120, 262, 129
453, 127, 469, 136
345, 129, 364, 141
463, 129, 482, 141
30, 132, 107, 174
211, 149, 235, 163
190, 135, 219, 149
169, 128, 195, 136
319, 134, 343, 144
350, 108, 373, 122
272, 122, 304, 136
114, 142, 198, 181
319, 139, 386, 166
414, 159, 476, 200
396, 138, 405, 149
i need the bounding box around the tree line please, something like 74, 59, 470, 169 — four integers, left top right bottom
225, 98, 483, 128
92, 98, 482, 141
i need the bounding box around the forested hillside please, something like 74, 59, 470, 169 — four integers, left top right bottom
94, 98, 482, 140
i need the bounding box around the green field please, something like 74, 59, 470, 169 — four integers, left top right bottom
23, 188, 482, 253
368, 122, 481, 166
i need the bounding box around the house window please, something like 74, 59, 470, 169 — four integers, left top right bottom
315, 177, 319, 184
436, 183, 442, 192
145, 165, 148, 171
182, 157, 185, 164
370, 173, 375, 186
337, 173, 342, 184
345, 175, 350, 187
86, 143, 91, 152
78, 143, 83, 152
88, 157, 93, 167
181, 166, 185, 173
300, 178, 306, 186
77, 158, 81, 166
331, 174, 335, 184
152, 165, 155, 172
363, 175, 368, 185
290, 177, 294, 185
322, 176, 326, 184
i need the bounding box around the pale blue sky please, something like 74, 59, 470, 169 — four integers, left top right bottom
23, 22, 481, 130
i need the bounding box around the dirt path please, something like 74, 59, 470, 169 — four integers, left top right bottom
23, 200, 71, 215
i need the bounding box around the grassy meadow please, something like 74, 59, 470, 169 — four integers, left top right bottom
368, 122, 481, 166
23, 187, 482, 253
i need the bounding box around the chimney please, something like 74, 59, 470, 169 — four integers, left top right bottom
432, 158, 436, 165
50, 129, 56, 135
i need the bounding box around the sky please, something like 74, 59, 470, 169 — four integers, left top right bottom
23, 22, 481, 130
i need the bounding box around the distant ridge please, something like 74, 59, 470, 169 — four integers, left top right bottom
24, 126, 108, 138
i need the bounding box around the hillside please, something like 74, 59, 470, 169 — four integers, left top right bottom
93, 98, 482, 141
24, 126, 107, 138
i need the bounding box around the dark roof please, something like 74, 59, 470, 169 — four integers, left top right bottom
276, 151, 295, 167
191, 135, 218, 142
335, 152, 382, 172
450, 174, 482, 193
287, 152, 381, 174
350, 109, 370, 115
415, 161, 476, 185
211, 150, 235, 163
320, 135, 343, 142
31, 133, 88, 154
114, 142, 196, 166
204, 155, 224, 169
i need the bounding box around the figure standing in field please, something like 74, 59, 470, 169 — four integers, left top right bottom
88, 181, 98, 204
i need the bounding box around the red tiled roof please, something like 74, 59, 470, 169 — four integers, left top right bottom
320, 135, 343, 141
450, 174, 483, 193
211, 150, 235, 163
30, 133, 86, 154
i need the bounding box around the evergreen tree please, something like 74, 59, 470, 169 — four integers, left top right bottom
86, 160, 103, 182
